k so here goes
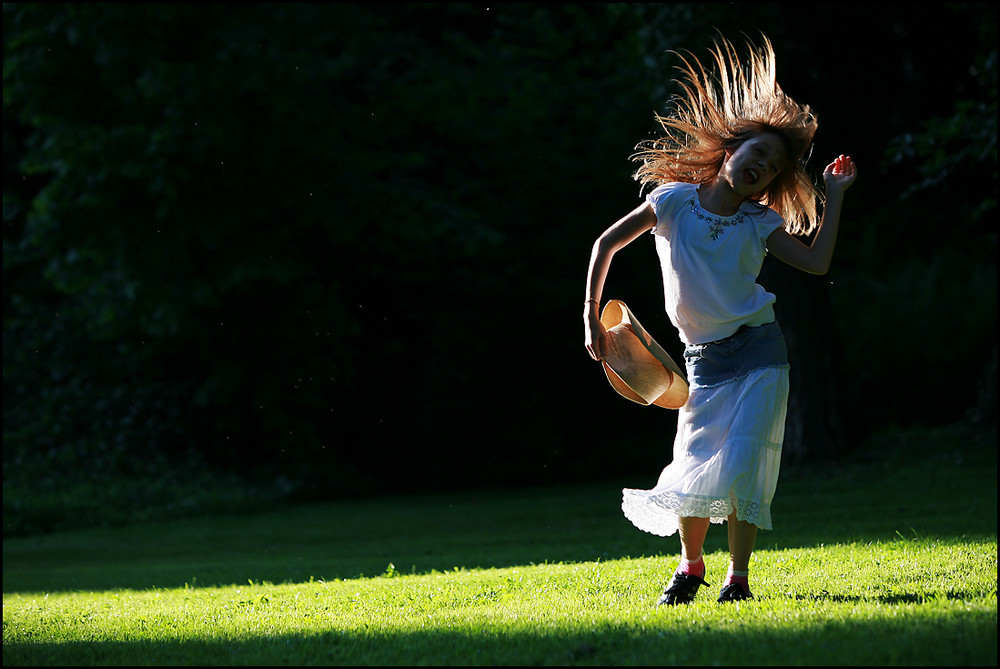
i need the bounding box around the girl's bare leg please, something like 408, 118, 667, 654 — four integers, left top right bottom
678, 516, 711, 562
726, 513, 757, 571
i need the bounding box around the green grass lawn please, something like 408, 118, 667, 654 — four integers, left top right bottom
3, 424, 997, 665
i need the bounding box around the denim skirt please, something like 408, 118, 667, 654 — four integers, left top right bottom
621, 321, 790, 536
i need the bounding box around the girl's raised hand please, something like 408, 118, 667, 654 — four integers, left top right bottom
823, 154, 857, 194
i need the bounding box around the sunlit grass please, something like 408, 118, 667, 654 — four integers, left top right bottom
3, 423, 997, 665
3, 540, 996, 665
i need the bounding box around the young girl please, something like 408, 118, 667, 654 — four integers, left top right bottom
583, 36, 856, 605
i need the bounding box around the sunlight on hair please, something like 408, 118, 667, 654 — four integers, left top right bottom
633, 35, 823, 236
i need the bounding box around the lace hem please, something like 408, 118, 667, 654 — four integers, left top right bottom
621, 488, 772, 537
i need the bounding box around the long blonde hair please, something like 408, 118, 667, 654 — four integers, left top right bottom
633, 35, 822, 236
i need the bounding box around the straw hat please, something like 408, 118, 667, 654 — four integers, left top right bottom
599, 300, 688, 409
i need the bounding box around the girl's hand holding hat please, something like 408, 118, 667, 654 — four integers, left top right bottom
584, 302, 606, 361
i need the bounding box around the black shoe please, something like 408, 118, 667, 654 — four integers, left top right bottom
717, 583, 754, 603
657, 571, 710, 606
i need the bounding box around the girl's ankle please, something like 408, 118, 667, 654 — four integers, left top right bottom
679, 555, 705, 578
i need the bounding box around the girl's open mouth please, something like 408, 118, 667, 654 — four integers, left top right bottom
745, 168, 760, 185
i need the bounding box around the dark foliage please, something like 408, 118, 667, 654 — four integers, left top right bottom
4, 3, 995, 534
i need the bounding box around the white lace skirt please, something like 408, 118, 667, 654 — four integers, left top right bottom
621, 365, 789, 536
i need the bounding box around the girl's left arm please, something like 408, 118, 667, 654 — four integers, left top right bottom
767, 155, 857, 275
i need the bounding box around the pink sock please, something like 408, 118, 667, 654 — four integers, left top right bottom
679, 555, 705, 578
725, 568, 750, 591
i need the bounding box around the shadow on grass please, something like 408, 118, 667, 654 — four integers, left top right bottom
3, 607, 997, 666
785, 590, 989, 605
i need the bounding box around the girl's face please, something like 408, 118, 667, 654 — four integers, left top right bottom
722, 132, 787, 196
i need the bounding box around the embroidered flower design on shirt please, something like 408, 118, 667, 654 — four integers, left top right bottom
687, 198, 746, 240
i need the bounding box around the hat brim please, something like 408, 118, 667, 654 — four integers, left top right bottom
599, 300, 688, 409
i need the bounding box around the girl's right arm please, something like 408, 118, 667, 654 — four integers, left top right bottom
583, 201, 658, 361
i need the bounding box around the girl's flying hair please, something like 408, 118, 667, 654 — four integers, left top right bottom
633, 35, 821, 236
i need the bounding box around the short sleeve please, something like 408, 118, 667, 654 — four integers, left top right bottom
646, 182, 693, 237
753, 207, 786, 241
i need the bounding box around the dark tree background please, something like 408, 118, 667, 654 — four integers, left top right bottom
4, 3, 996, 535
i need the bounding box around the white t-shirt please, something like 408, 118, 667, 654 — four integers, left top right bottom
647, 182, 786, 345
